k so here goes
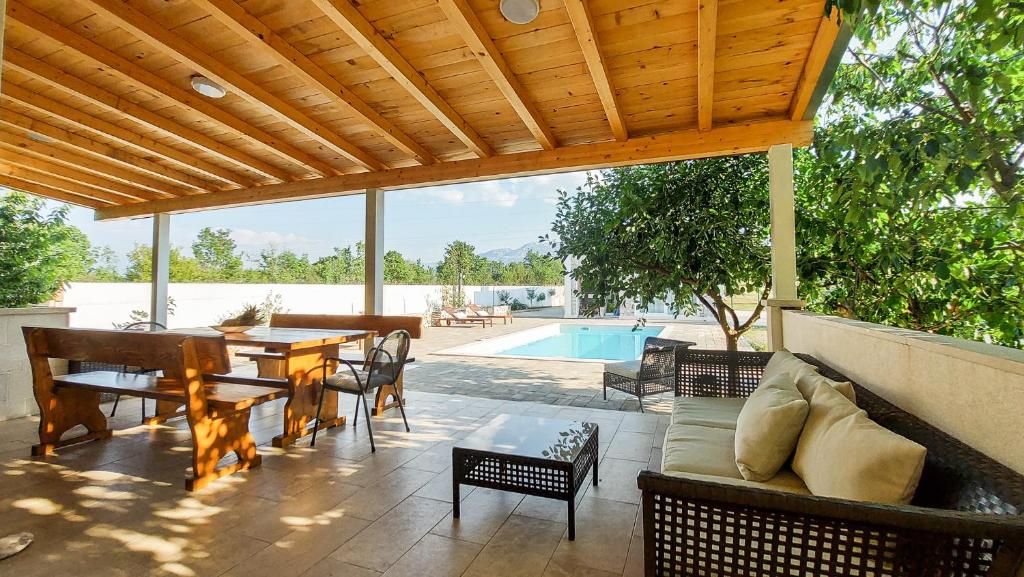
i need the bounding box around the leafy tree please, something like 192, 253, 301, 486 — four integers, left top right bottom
797, 0, 1024, 348
525, 287, 537, 307
124, 244, 204, 282
83, 245, 122, 281
437, 240, 476, 297
255, 247, 316, 283
313, 245, 362, 284
0, 193, 90, 307
499, 261, 530, 285
550, 158, 771, 350
192, 227, 243, 280
524, 250, 564, 285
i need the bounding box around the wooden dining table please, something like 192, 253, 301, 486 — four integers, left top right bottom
164, 326, 376, 447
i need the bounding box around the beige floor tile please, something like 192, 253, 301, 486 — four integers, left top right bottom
302, 558, 382, 577
604, 432, 654, 462
542, 554, 622, 577
430, 487, 523, 544
236, 478, 362, 542
381, 533, 482, 577
584, 458, 644, 504
221, 513, 370, 577
330, 496, 452, 572
622, 533, 645, 577
462, 514, 565, 577
413, 466, 475, 503
618, 413, 658, 435
550, 497, 638, 574
337, 466, 438, 521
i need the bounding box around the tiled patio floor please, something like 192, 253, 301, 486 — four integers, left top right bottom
406, 317, 749, 414
0, 390, 666, 577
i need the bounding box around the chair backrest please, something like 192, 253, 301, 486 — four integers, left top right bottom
122, 321, 167, 332
270, 313, 422, 339
23, 327, 230, 374
367, 330, 411, 386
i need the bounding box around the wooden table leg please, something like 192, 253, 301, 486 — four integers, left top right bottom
272, 345, 346, 447
372, 373, 404, 416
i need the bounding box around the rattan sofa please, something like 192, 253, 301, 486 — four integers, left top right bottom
638, 349, 1024, 577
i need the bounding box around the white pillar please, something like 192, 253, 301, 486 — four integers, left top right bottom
766, 144, 803, 350
364, 188, 384, 315
150, 213, 170, 327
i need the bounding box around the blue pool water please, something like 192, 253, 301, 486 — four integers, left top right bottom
497, 324, 665, 361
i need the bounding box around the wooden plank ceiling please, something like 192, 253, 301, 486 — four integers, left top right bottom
0, 0, 844, 219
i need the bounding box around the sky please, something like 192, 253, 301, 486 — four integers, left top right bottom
52, 171, 591, 269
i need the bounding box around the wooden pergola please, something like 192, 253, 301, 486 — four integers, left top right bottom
0, 0, 850, 346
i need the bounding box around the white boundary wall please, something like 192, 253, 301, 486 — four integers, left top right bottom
60, 282, 564, 330
783, 310, 1024, 475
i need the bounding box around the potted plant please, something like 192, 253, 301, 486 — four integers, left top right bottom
212, 303, 265, 333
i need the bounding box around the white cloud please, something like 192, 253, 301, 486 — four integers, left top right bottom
397, 170, 591, 209
230, 228, 315, 249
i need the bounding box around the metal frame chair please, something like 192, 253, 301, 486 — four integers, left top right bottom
603, 337, 695, 412
311, 329, 412, 450
110, 320, 167, 418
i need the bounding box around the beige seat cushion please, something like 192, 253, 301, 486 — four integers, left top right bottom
796, 371, 857, 403
671, 397, 746, 429
792, 384, 927, 504
662, 424, 742, 479
734, 374, 809, 481
661, 468, 811, 495
604, 360, 641, 380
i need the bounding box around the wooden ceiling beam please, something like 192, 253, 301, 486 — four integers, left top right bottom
0, 106, 210, 191
311, 0, 494, 158
0, 162, 127, 205
194, 0, 436, 166
789, 10, 842, 120
564, 0, 628, 141
0, 142, 165, 202
96, 119, 813, 220
81, 0, 385, 172
0, 172, 110, 209
2, 81, 228, 192
7, 1, 335, 178
0, 129, 177, 200
438, 0, 556, 151
4, 47, 271, 186
697, 0, 718, 131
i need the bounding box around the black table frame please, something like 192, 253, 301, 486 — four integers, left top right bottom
452, 424, 599, 540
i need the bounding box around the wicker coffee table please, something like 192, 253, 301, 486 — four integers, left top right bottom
452, 415, 599, 540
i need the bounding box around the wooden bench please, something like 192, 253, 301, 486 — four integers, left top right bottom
23, 327, 288, 491
237, 313, 422, 415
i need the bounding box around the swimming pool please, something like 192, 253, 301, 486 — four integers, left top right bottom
438, 323, 669, 362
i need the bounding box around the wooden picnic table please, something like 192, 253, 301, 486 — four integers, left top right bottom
165, 326, 376, 447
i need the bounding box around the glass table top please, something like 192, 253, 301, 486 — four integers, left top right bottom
453, 415, 597, 462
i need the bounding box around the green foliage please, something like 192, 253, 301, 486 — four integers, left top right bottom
192, 228, 243, 281
549, 158, 772, 350
0, 193, 91, 307
437, 240, 476, 295
797, 0, 1024, 348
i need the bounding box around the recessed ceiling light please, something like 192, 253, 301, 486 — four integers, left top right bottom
190, 75, 227, 99
500, 0, 540, 24
27, 131, 56, 144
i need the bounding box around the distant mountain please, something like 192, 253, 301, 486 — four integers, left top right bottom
479, 241, 552, 264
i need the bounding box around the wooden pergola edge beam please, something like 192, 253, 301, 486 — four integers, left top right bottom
789, 8, 852, 121
95, 119, 812, 220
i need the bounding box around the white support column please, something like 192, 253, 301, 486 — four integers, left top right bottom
150, 213, 170, 327
766, 144, 803, 350
364, 188, 384, 315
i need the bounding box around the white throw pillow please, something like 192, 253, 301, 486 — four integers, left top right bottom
734, 373, 809, 481
792, 384, 927, 504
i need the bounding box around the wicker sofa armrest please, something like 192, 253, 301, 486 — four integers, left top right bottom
638, 470, 1024, 577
